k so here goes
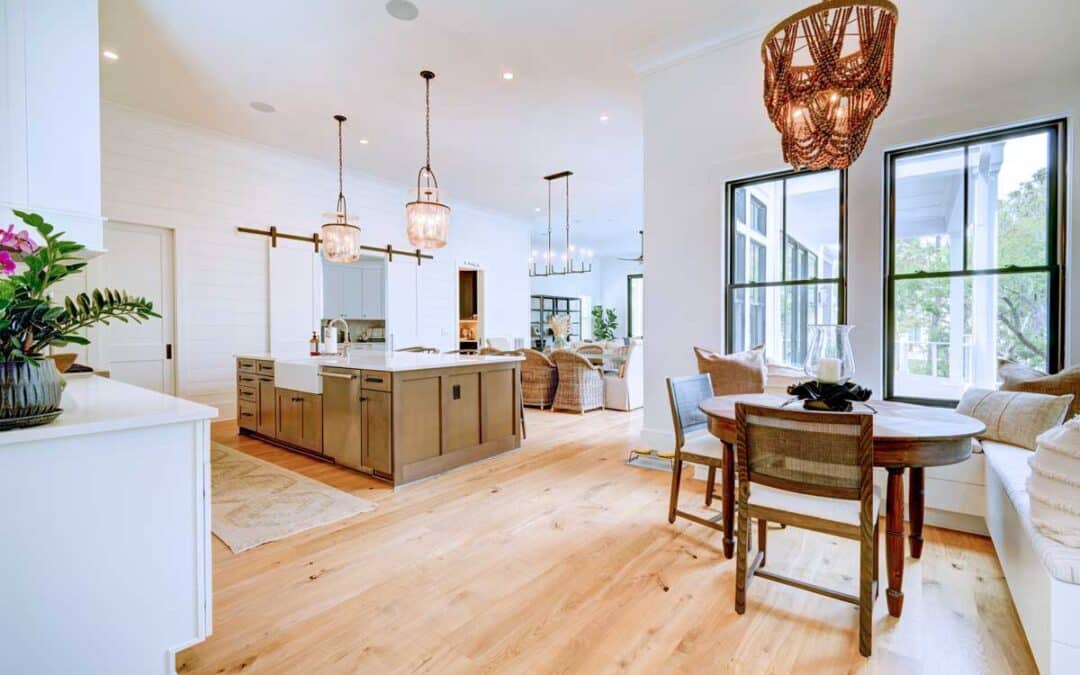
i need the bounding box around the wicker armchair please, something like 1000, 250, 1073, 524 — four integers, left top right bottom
521, 349, 558, 409
575, 344, 603, 355
551, 349, 604, 413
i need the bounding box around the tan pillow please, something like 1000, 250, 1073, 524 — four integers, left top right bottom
1000, 361, 1080, 419
956, 388, 1074, 451
693, 346, 766, 396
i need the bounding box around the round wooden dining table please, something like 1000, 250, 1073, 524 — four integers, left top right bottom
698, 393, 985, 618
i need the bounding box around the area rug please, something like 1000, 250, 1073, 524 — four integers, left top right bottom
211, 443, 376, 553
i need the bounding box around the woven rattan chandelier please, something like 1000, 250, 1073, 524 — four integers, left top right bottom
762, 0, 898, 170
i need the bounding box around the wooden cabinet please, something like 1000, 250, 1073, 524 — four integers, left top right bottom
256, 376, 276, 437
276, 388, 323, 453
362, 389, 392, 476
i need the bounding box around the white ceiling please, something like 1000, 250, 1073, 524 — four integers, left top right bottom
98, 0, 804, 257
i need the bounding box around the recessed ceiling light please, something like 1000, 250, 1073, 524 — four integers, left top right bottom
534, 207, 541, 212
359, 138, 369, 145
502, 71, 514, 81
386, 0, 419, 21
250, 101, 276, 113
102, 50, 119, 61
600, 114, 609, 122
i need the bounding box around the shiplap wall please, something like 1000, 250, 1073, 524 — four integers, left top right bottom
101, 102, 530, 416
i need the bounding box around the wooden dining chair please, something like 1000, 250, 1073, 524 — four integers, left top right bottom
666, 374, 726, 531
734, 402, 879, 657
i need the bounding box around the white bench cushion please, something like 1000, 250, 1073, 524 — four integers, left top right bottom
749, 484, 881, 527
984, 440, 1080, 585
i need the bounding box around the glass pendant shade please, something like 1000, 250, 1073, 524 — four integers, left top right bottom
406, 70, 450, 249
804, 324, 857, 384
321, 221, 362, 264
405, 198, 450, 249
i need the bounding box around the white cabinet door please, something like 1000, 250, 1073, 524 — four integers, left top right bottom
322, 265, 344, 319
361, 267, 384, 319
342, 266, 365, 318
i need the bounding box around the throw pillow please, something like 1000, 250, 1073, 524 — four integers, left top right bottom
956, 388, 1074, 451
1027, 417, 1080, 547
765, 358, 807, 396
999, 360, 1080, 419
693, 346, 766, 396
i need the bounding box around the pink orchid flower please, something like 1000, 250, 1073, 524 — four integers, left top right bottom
0, 224, 36, 254
0, 250, 15, 275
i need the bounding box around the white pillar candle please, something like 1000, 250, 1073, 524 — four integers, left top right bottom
817, 356, 842, 384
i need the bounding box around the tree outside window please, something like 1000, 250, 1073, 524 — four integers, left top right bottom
886, 122, 1064, 403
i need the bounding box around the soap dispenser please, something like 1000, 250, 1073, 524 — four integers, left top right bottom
309, 332, 320, 356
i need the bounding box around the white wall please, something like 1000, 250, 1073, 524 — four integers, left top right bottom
640, 2, 1080, 448
100, 103, 530, 416
529, 255, 642, 340
0, 0, 103, 249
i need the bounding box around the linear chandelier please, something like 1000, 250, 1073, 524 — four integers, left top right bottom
529, 171, 592, 277
762, 0, 898, 170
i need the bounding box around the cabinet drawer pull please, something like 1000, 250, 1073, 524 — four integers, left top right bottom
239, 376, 255, 383
318, 372, 356, 380
292, 397, 304, 402
241, 412, 254, 418
360, 396, 368, 402
364, 377, 384, 383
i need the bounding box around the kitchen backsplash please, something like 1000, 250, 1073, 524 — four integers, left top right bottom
320, 318, 386, 342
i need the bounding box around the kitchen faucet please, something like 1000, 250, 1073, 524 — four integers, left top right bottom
329, 316, 351, 356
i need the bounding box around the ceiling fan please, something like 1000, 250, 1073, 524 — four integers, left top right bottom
618, 230, 644, 263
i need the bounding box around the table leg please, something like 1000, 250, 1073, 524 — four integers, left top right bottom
886, 467, 906, 617
909, 467, 925, 559
722, 441, 735, 559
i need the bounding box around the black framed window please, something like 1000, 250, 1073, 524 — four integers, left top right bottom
884, 120, 1066, 404
726, 168, 846, 367
627, 274, 644, 338
750, 195, 767, 235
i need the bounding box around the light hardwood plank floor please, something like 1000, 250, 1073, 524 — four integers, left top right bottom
177, 409, 1035, 674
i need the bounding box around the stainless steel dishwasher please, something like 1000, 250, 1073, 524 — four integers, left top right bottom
318, 367, 365, 471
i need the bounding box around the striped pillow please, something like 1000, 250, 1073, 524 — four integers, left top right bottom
956, 388, 1073, 451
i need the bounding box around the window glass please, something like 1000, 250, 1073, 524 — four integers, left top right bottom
887, 122, 1062, 402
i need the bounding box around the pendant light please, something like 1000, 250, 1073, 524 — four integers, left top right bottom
528, 171, 592, 277
321, 114, 362, 264
405, 70, 450, 249
762, 0, 898, 170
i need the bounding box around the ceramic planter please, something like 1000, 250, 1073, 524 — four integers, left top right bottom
0, 359, 65, 430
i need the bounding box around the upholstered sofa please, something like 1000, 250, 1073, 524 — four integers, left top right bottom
966, 388, 1078, 674
986, 439, 1080, 673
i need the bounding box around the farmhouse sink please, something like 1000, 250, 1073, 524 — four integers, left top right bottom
274, 360, 322, 394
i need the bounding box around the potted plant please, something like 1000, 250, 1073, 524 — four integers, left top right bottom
0, 210, 159, 429
591, 305, 618, 341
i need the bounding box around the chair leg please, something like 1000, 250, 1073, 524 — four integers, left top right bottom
757, 518, 767, 568
859, 530, 874, 657
735, 503, 750, 614
705, 465, 717, 507
668, 457, 683, 524
873, 519, 880, 600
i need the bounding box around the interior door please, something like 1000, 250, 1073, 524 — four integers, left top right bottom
91, 222, 176, 393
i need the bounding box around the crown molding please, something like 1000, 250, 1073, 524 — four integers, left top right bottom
630, 23, 771, 77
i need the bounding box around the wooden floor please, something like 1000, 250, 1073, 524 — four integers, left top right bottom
178, 409, 1035, 674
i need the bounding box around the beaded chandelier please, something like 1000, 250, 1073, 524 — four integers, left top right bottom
762, 0, 898, 170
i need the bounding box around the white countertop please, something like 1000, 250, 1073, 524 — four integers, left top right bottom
0, 375, 218, 446
237, 351, 523, 372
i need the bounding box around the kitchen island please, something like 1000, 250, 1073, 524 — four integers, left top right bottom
236, 351, 523, 486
